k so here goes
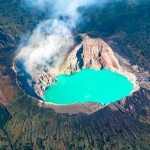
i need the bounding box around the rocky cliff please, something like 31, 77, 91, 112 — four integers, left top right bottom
57, 34, 122, 74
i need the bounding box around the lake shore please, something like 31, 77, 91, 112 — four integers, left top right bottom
37, 100, 104, 115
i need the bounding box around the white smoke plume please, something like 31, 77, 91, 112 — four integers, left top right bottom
22, 19, 74, 76
20, 0, 122, 76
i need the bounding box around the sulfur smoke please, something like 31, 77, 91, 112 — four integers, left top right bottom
20, 0, 122, 77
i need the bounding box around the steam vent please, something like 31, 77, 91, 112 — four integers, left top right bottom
13, 34, 150, 114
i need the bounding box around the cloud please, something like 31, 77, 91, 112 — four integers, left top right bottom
19, 0, 124, 77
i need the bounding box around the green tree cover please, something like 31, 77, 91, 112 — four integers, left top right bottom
0, 0, 150, 149
0, 104, 10, 127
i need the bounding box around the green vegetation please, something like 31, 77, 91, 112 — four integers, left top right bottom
0, 105, 10, 127
2, 93, 150, 149
0, 0, 46, 35
0, 0, 150, 149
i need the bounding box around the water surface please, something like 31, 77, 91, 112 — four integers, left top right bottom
44, 68, 133, 105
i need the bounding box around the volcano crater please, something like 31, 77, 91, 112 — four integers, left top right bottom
13, 34, 150, 114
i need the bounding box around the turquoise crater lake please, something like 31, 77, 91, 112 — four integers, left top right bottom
44, 68, 134, 105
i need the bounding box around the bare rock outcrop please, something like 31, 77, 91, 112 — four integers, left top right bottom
34, 69, 56, 98
57, 34, 122, 74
